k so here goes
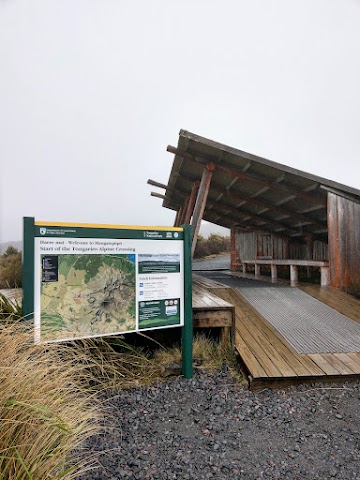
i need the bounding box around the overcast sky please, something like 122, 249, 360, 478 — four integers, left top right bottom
1, 0, 360, 243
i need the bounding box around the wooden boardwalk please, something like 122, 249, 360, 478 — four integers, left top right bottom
194, 274, 360, 389
192, 274, 234, 345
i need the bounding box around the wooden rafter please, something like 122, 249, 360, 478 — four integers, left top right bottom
177, 172, 327, 228
167, 146, 327, 207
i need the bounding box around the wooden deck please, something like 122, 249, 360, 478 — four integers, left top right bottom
194, 275, 360, 389
192, 274, 234, 345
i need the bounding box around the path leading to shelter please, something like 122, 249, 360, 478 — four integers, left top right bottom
199, 272, 360, 354
195, 271, 360, 388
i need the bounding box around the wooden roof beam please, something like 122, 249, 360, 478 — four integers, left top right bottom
212, 198, 325, 237
178, 172, 327, 228
147, 179, 168, 189
204, 206, 292, 239
157, 180, 325, 240
150, 192, 166, 200
206, 196, 305, 236
153, 187, 293, 238
299, 204, 326, 214
167, 145, 326, 206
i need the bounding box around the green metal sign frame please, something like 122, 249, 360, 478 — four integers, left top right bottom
23, 218, 193, 378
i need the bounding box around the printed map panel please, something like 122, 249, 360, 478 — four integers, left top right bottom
40, 254, 136, 341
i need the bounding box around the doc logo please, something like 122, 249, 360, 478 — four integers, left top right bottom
40, 228, 47, 236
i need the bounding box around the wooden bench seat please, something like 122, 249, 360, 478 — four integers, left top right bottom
241, 259, 330, 287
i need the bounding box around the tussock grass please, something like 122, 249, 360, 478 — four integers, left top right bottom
80, 333, 241, 389
155, 333, 241, 377
0, 292, 22, 321
77, 337, 162, 389
0, 319, 242, 478
0, 321, 102, 479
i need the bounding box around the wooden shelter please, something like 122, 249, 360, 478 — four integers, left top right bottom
149, 130, 360, 296
148, 130, 360, 388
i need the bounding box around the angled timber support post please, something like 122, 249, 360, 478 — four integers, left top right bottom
179, 197, 190, 226
184, 181, 200, 225
191, 163, 216, 256
174, 206, 184, 227
173, 209, 181, 227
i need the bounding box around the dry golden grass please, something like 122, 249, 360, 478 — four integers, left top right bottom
0, 321, 242, 479
76, 336, 162, 389
80, 333, 241, 388
0, 292, 22, 321
154, 333, 241, 377
0, 321, 102, 480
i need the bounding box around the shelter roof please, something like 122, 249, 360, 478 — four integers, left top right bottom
162, 130, 360, 241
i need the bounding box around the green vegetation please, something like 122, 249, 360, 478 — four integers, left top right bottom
0, 246, 22, 288
194, 234, 230, 258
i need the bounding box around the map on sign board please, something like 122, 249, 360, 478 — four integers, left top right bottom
40, 254, 136, 341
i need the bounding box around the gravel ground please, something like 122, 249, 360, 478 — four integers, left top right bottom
80, 371, 360, 480
192, 254, 230, 271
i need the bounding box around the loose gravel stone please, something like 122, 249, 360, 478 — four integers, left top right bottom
78, 371, 360, 480
192, 254, 230, 271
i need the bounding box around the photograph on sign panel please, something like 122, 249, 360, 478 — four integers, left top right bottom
138, 298, 181, 329
138, 254, 180, 274
40, 253, 136, 341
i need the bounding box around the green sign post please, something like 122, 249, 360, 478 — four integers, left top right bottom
181, 224, 193, 379
23, 218, 193, 378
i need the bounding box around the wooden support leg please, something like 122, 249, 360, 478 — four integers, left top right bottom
174, 206, 183, 227
290, 265, 298, 287
305, 235, 314, 279
320, 266, 330, 286
178, 200, 188, 226
242, 263, 246, 274
254, 264, 260, 277
191, 163, 216, 256
220, 326, 231, 348
173, 209, 181, 227
184, 181, 200, 224
271, 264, 278, 283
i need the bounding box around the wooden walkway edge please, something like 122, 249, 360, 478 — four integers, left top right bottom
192, 275, 234, 346
194, 275, 360, 389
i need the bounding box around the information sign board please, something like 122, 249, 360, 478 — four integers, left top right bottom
22, 219, 192, 352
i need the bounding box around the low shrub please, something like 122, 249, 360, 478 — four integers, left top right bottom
194, 234, 230, 258
0, 246, 22, 288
